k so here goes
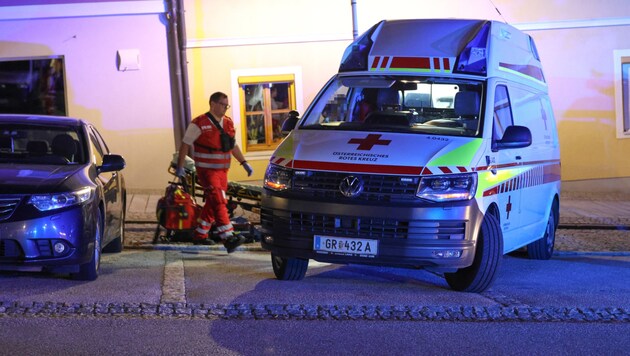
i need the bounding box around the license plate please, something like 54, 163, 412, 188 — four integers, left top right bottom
313, 235, 378, 257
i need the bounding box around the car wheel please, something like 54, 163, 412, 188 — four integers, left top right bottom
271, 253, 308, 280
104, 203, 125, 253
73, 212, 102, 281
445, 213, 503, 293
527, 209, 556, 260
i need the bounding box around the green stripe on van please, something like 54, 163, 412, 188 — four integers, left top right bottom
427, 139, 483, 167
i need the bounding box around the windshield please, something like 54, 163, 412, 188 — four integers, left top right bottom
300, 76, 484, 137
0, 124, 86, 165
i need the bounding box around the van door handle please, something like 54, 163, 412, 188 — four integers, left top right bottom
515, 156, 522, 160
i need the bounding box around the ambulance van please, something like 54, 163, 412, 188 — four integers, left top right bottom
260, 19, 561, 292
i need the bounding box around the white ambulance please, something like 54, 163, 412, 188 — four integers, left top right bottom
260, 19, 561, 292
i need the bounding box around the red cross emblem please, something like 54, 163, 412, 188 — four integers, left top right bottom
347, 134, 391, 151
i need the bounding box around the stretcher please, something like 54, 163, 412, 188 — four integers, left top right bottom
153, 157, 262, 244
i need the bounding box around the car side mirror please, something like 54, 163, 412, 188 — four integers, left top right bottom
281, 110, 300, 136
98, 154, 126, 173
494, 125, 532, 151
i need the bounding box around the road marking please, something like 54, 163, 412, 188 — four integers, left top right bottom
161, 251, 186, 304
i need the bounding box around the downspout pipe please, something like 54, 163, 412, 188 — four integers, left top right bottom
166, 0, 192, 148
351, 0, 358, 40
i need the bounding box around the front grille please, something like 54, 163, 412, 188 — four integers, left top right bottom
0, 196, 22, 221
282, 212, 465, 240
292, 171, 419, 202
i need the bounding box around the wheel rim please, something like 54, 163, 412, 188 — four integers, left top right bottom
545, 215, 555, 255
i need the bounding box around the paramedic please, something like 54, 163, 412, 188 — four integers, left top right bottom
175, 91, 254, 252
353, 88, 377, 122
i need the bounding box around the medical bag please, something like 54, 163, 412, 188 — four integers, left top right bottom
156, 183, 200, 232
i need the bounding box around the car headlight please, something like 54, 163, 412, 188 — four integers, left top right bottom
416, 173, 477, 202
29, 187, 93, 211
264, 164, 292, 191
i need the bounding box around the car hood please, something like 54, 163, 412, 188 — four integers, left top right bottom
272, 130, 484, 175
0, 164, 88, 194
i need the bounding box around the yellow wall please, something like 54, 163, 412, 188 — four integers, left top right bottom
183, 0, 630, 183
184, 0, 353, 182
533, 26, 630, 180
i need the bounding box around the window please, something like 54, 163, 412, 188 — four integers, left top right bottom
493, 85, 513, 142
0, 57, 66, 115
614, 50, 630, 139
238, 75, 295, 152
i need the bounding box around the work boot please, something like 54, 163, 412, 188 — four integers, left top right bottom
193, 238, 215, 245
223, 234, 246, 253
192, 232, 215, 245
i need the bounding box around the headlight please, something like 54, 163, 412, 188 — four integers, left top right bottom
416, 173, 477, 202
264, 164, 292, 191
29, 187, 93, 211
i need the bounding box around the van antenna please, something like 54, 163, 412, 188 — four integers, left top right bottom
488, 0, 508, 24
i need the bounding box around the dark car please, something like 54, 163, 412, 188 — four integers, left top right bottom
0, 114, 126, 280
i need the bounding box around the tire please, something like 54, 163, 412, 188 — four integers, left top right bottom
104, 204, 125, 253
73, 213, 102, 281
445, 213, 503, 293
527, 209, 556, 260
271, 253, 308, 280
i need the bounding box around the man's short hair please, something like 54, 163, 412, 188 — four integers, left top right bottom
209, 92, 228, 105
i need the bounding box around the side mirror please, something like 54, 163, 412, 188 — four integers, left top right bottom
281, 110, 300, 136
98, 154, 126, 173
494, 125, 532, 151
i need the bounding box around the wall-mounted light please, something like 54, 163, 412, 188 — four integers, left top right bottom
116, 49, 140, 71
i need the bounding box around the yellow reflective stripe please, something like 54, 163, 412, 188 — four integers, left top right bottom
273, 135, 295, 163
427, 138, 482, 167
476, 167, 525, 198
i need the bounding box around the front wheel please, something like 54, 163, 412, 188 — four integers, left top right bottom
527, 209, 556, 260
445, 213, 503, 293
104, 204, 125, 253
73, 213, 102, 281
271, 253, 308, 280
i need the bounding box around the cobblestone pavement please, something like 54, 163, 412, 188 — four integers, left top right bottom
1, 301, 629, 322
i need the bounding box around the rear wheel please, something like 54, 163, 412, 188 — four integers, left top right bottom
73, 212, 102, 281
445, 213, 503, 293
271, 253, 308, 280
527, 209, 556, 260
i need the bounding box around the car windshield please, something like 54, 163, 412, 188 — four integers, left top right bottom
300, 76, 484, 137
0, 124, 86, 165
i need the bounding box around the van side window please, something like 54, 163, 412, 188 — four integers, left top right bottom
493, 85, 513, 140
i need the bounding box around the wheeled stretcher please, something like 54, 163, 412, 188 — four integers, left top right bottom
153, 155, 262, 244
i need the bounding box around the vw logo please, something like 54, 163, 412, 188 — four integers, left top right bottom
339, 176, 363, 198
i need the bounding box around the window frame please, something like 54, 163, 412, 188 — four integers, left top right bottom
238, 76, 295, 152
614, 49, 630, 139
230, 67, 303, 160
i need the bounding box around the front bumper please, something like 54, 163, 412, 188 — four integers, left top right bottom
260, 194, 485, 271
0, 206, 94, 269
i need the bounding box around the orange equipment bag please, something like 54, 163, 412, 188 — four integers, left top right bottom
156, 183, 200, 231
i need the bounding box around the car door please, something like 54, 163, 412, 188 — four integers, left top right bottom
87, 125, 122, 243
490, 84, 524, 250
